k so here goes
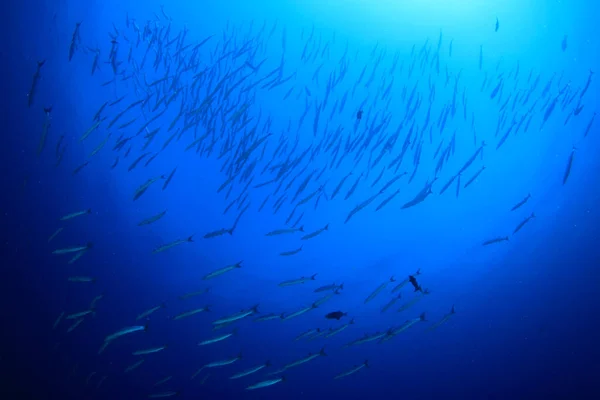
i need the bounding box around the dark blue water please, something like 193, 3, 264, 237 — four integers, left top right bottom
2, 0, 600, 399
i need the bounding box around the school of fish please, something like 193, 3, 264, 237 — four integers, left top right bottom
30, 6, 597, 398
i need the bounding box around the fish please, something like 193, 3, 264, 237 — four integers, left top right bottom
513, 212, 535, 234
246, 376, 285, 390
279, 246, 302, 256
482, 236, 509, 246
278, 274, 317, 287
204, 228, 233, 238
153, 376, 173, 387
138, 210, 167, 226
178, 288, 209, 300
334, 360, 369, 379
300, 224, 328, 240
52, 311, 65, 330
408, 275, 423, 292
392, 269, 421, 293
314, 283, 344, 293
27, 60, 45, 107
194, 353, 242, 374
162, 167, 177, 191
563, 147, 576, 185
198, 329, 237, 346
324, 318, 355, 338
203, 261, 243, 280
124, 359, 144, 373
379, 312, 427, 342
364, 276, 395, 304
148, 392, 179, 398
133, 175, 165, 201
132, 345, 167, 356
104, 324, 148, 343
67, 276, 97, 283
230, 361, 271, 379
152, 235, 194, 254
281, 303, 318, 320
325, 311, 347, 320
60, 209, 91, 221
136, 303, 166, 320
172, 306, 210, 320
212, 305, 259, 326
47, 227, 64, 243
265, 226, 304, 236
66, 309, 95, 319
428, 305, 456, 330
53, 243, 93, 255
381, 294, 402, 313
510, 194, 531, 211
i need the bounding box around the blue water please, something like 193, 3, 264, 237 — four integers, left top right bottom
3, 0, 600, 399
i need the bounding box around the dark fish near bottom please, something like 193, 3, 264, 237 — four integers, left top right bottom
325, 311, 347, 320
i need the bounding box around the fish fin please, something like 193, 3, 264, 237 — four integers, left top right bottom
419, 312, 427, 321
319, 347, 327, 356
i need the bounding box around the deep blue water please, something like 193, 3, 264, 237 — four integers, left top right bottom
2, 0, 600, 399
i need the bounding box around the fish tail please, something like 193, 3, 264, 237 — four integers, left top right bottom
319, 347, 327, 356
187, 235, 194, 242
420, 312, 427, 321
